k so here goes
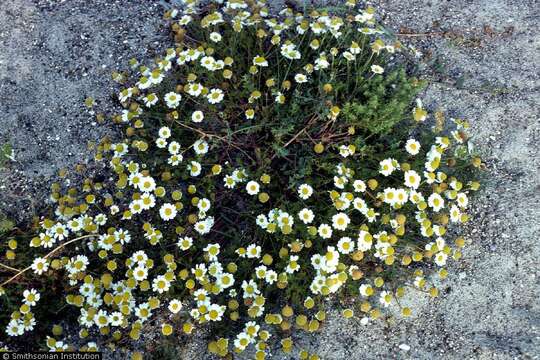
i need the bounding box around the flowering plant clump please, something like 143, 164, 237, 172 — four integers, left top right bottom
0, 0, 482, 357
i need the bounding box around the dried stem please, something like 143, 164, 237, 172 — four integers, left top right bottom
174, 120, 257, 163
0, 263, 21, 273
0, 234, 98, 288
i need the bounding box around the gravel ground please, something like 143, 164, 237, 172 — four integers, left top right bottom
0, 0, 538, 359
0, 0, 167, 222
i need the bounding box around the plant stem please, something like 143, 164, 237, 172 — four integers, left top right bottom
0, 234, 98, 288
0, 263, 21, 273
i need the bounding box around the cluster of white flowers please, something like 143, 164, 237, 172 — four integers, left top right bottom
1, 1, 480, 358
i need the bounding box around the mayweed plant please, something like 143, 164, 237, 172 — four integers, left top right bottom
0, 0, 483, 357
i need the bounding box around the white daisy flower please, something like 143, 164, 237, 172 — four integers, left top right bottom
353, 180, 366, 192
207, 88, 224, 104
158, 127, 172, 139
164, 92, 181, 108
337, 237, 355, 254
159, 203, 177, 221
404, 170, 421, 189
317, 223, 332, 239
332, 212, 350, 231
186, 83, 203, 97
428, 193, 445, 212
294, 73, 308, 83
192, 110, 204, 123
298, 208, 315, 224
209, 32, 222, 42
193, 139, 209, 155
371, 65, 384, 74
379, 158, 399, 176
188, 161, 202, 176
31, 257, 49, 275
434, 252, 448, 266
133, 265, 148, 281
246, 181, 260, 195
297, 184, 313, 200
405, 139, 421, 155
